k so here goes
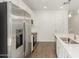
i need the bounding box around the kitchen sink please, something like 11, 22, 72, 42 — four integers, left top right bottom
60, 37, 68, 41
60, 37, 79, 44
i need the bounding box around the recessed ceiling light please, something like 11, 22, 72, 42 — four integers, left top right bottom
60, 6, 63, 9
43, 6, 47, 9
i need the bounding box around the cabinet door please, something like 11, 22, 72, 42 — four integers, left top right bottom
56, 39, 71, 58
11, 3, 31, 18
56, 39, 66, 58
58, 42, 64, 58
63, 47, 68, 58
64, 48, 71, 58
56, 39, 64, 58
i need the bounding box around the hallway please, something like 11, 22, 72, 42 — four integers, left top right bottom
31, 42, 57, 58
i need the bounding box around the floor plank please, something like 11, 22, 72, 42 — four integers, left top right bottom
31, 42, 57, 58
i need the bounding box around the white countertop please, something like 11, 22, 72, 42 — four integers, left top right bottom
55, 34, 79, 58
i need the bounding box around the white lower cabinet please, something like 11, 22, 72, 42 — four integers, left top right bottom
63, 47, 69, 58
56, 39, 71, 58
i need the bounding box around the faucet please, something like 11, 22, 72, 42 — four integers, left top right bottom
74, 34, 76, 40
68, 38, 70, 43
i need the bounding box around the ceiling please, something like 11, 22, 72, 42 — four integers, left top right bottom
23, 0, 79, 11
23, 0, 68, 10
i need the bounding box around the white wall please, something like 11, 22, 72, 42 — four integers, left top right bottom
69, 14, 79, 34
34, 10, 68, 42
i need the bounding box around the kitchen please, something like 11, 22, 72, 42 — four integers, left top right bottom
0, 0, 79, 58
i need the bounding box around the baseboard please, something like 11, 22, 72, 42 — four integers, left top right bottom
37, 40, 56, 42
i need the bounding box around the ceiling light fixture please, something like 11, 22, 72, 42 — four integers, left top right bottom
43, 6, 47, 9
60, 6, 63, 9
68, 14, 72, 18
77, 9, 79, 14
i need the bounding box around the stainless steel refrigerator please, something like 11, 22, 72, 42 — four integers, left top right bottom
0, 1, 31, 58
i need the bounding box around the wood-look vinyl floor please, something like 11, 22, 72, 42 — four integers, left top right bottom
31, 42, 57, 58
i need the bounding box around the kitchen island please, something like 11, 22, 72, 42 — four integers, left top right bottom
55, 34, 79, 58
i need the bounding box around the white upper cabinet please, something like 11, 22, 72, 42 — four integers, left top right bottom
11, 3, 31, 18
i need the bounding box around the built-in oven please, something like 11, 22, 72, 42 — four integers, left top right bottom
16, 29, 23, 49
